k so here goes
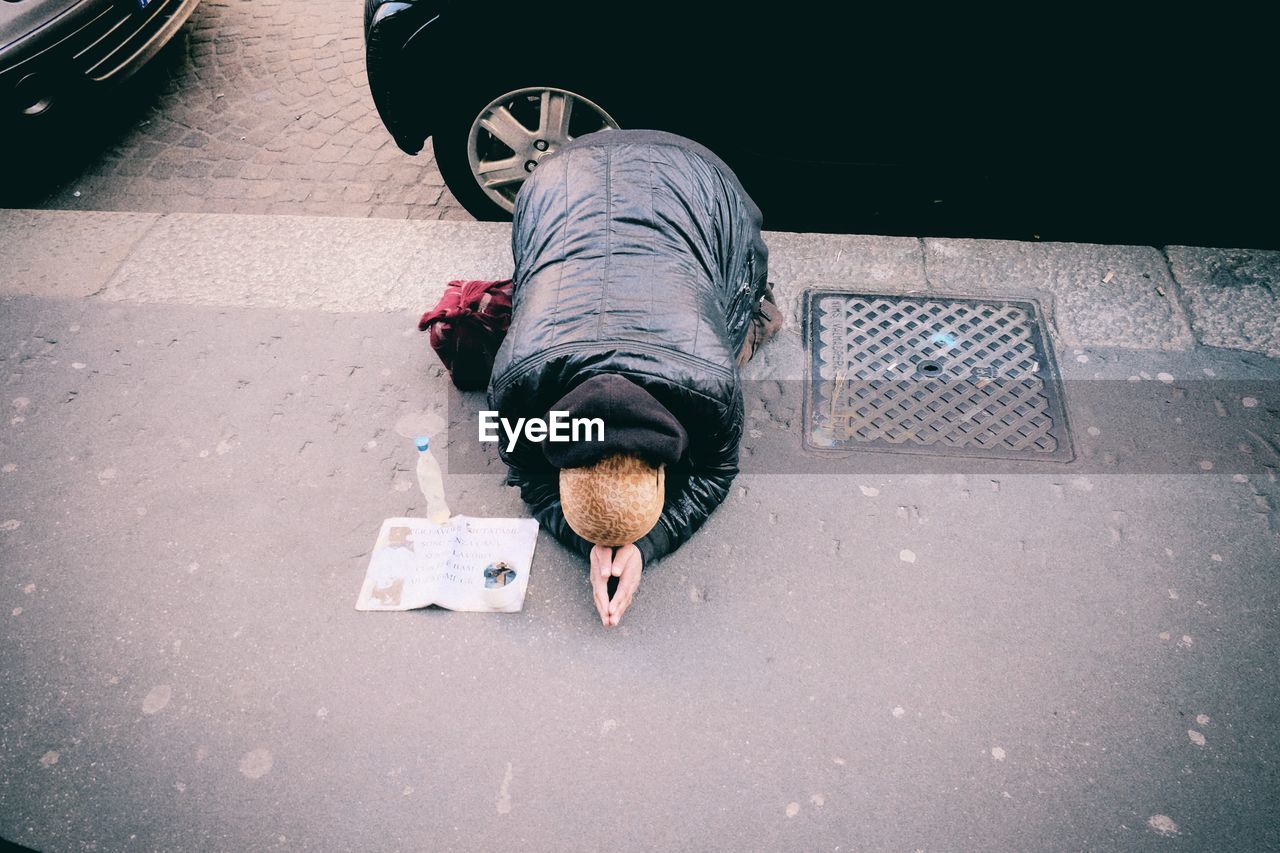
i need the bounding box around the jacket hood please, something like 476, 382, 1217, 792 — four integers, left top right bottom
541, 373, 688, 469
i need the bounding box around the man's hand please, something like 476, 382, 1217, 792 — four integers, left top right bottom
589, 545, 614, 626
589, 543, 644, 627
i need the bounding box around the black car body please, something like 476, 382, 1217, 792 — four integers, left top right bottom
365, 2, 1276, 247
1, 0, 200, 127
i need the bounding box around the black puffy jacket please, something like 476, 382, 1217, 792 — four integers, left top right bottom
487, 129, 768, 563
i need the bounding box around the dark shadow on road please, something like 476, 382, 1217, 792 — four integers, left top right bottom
0, 30, 190, 210
751, 159, 1280, 250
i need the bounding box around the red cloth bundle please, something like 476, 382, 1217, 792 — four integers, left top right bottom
417, 279, 514, 390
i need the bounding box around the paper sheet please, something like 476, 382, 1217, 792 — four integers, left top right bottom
355, 516, 539, 612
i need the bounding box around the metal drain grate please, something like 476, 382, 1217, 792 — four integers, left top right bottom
803, 291, 1073, 461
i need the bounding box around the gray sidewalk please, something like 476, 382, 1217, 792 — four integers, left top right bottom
2, 211, 1279, 851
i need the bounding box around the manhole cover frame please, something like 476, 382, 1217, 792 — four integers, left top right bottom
801, 289, 1075, 462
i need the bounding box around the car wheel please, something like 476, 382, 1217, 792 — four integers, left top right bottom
435, 85, 620, 221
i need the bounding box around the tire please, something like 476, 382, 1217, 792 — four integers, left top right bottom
433, 83, 621, 221
362, 0, 381, 34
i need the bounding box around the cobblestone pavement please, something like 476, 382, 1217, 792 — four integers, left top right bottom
6, 0, 468, 220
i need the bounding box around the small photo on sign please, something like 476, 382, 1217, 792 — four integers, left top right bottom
484, 562, 517, 588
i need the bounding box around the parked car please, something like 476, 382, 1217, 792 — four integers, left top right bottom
364, 2, 1276, 247
1, 0, 200, 129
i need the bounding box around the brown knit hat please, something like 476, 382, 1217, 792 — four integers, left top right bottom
560, 453, 664, 546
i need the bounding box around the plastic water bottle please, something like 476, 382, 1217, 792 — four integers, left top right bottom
415, 436, 451, 523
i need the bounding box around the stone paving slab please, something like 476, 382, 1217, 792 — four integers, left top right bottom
924, 239, 1194, 351
2, 294, 1279, 852
1166, 246, 1280, 359
0, 210, 160, 301
98, 214, 513, 313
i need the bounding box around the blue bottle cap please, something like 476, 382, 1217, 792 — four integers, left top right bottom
415, 436, 429, 452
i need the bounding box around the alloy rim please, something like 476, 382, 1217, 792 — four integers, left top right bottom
466, 86, 619, 212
